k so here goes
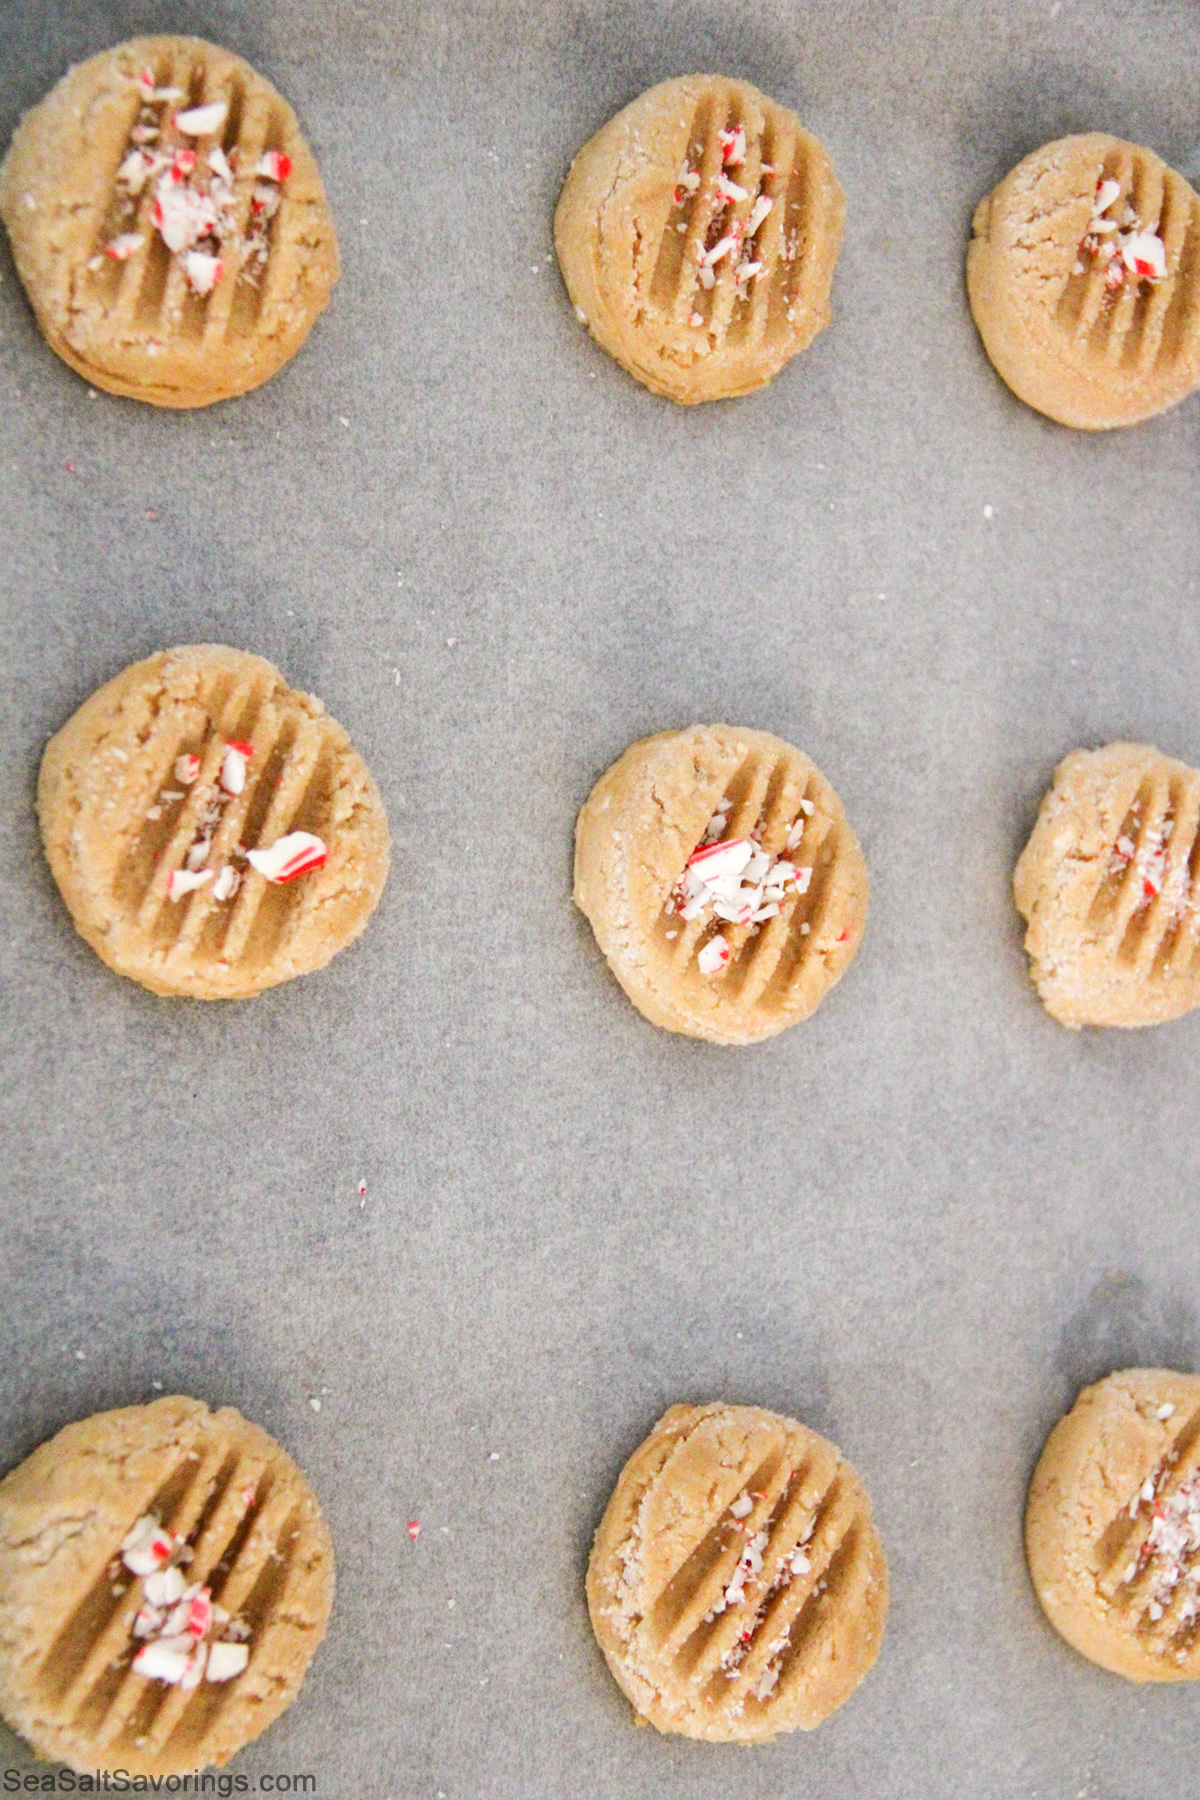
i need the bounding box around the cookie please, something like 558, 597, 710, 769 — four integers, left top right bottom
1026, 1369, 1200, 1682
1013, 742, 1200, 1028
0, 36, 339, 407
38, 644, 390, 999
0, 1395, 334, 1775
587, 1402, 888, 1741
554, 75, 844, 403
967, 133, 1200, 429
574, 725, 867, 1044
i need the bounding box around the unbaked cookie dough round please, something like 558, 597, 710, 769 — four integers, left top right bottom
574, 724, 868, 1044
554, 74, 844, 403
967, 133, 1200, 429
587, 1401, 888, 1741
1013, 742, 1200, 1028
38, 644, 390, 999
0, 1395, 334, 1776
0, 36, 340, 407
1026, 1369, 1200, 1682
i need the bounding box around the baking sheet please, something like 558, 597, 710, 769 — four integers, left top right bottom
3, 2, 1200, 1795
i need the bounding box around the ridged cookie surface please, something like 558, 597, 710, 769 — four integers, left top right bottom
574, 725, 868, 1044
1013, 742, 1200, 1028
555, 75, 844, 403
967, 134, 1200, 428
1026, 1369, 1200, 1683
587, 1402, 888, 1741
0, 36, 339, 406
0, 1396, 334, 1775
38, 645, 390, 998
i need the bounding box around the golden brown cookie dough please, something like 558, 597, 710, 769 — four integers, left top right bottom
554, 74, 844, 403
967, 133, 1200, 429
587, 1401, 888, 1741
1026, 1369, 1200, 1682
574, 725, 868, 1044
38, 644, 390, 999
0, 36, 340, 406
0, 1395, 334, 1775
1013, 742, 1200, 1028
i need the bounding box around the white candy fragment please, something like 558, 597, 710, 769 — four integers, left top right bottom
166, 868, 213, 901
206, 1641, 249, 1682
183, 249, 225, 296
132, 1637, 193, 1684
1157, 1402, 1178, 1421
105, 232, 145, 261
719, 124, 746, 167
219, 741, 251, 795
173, 101, 229, 137
716, 173, 748, 203
730, 1492, 753, 1520
1094, 177, 1121, 216
211, 864, 240, 903
143, 1566, 187, 1608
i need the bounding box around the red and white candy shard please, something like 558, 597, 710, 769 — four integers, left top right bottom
256, 150, 293, 182
166, 867, 213, 901
173, 101, 229, 137
104, 232, 145, 261
719, 124, 746, 167
174, 752, 201, 785
407, 1520, 421, 1541
1123, 231, 1166, 280
121, 1516, 178, 1577
697, 934, 731, 975
211, 864, 240, 903
670, 811, 813, 942
132, 1638, 194, 1685
247, 831, 328, 883
219, 740, 252, 796
716, 173, 748, 204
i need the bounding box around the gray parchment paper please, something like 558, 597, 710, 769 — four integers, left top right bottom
2, 3, 1200, 1796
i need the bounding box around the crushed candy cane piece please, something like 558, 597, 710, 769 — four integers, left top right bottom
211, 864, 240, 903
143, 1567, 186, 1609
247, 831, 328, 883
174, 752, 201, 785
407, 1520, 421, 1540
132, 1638, 193, 1684
173, 101, 229, 137
256, 149, 293, 182
719, 125, 746, 167
1122, 231, 1166, 280
716, 173, 748, 203
121, 1517, 177, 1576
183, 249, 225, 296
219, 740, 252, 795
105, 233, 145, 261
698, 935, 731, 975
206, 1641, 249, 1682
166, 868, 213, 901
745, 194, 773, 238
730, 1492, 753, 1520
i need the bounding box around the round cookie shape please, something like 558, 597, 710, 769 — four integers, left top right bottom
38, 644, 390, 998
0, 1395, 334, 1775
967, 133, 1200, 429
587, 1401, 888, 1741
574, 725, 868, 1044
1013, 742, 1200, 1029
1026, 1369, 1200, 1682
0, 36, 340, 406
554, 75, 844, 403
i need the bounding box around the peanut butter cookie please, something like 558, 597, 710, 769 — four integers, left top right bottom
574, 725, 868, 1044
587, 1402, 888, 1740
38, 645, 389, 998
1027, 1369, 1200, 1682
555, 75, 844, 403
1013, 742, 1200, 1028
0, 1396, 334, 1775
967, 134, 1200, 428
0, 36, 339, 406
